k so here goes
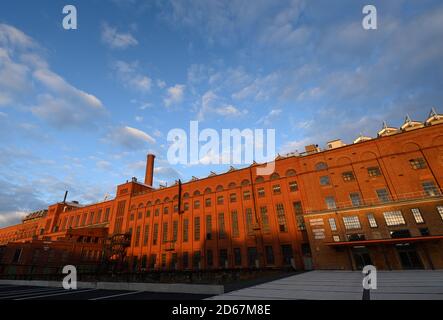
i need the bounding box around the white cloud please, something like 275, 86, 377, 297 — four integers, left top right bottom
164, 84, 185, 107
106, 126, 156, 150
101, 22, 138, 49
256, 108, 282, 126
112, 60, 152, 93
197, 90, 248, 121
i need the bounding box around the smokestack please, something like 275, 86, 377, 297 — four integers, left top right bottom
63, 191, 68, 203
145, 154, 155, 186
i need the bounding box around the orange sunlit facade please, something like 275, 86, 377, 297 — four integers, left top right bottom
1, 110, 443, 272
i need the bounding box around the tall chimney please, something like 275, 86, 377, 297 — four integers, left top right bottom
145, 154, 155, 186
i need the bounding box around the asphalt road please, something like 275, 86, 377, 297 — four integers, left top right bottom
0, 284, 211, 300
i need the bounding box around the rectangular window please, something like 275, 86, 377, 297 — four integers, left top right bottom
328, 218, 337, 231
383, 211, 406, 226
194, 217, 200, 241
161, 254, 166, 268
281, 245, 293, 265
217, 196, 224, 205
260, 206, 270, 233
183, 252, 189, 269
183, 218, 189, 242
411, 208, 424, 224
376, 188, 390, 203
333, 235, 341, 242
174, 205, 178, 213
276, 203, 288, 232
342, 216, 361, 230
219, 249, 228, 268
243, 190, 251, 200
194, 200, 200, 209
233, 248, 242, 266
320, 176, 331, 186
367, 214, 378, 228
325, 196, 337, 209
193, 251, 201, 269
218, 213, 226, 239
153, 223, 159, 245
272, 184, 281, 195
342, 171, 355, 182
265, 246, 275, 265
247, 247, 257, 267
162, 222, 168, 243
104, 208, 110, 221
409, 158, 427, 170
230, 193, 237, 203
368, 166, 381, 177
293, 201, 303, 215
184, 203, 189, 211
231, 210, 239, 238
437, 206, 443, 221
173, 220, 178, 241
206, 250, 213, 267
245, 208, 254, 235
422, 181, 439, 196
205, 198, 211, 207
143, 224, 149, 245
205, 215, 212, 240
155, 208, 160, 216
134, 226, 141, 246
146, 210, 151, 218
289, 181, 298, 192
163, 206, 169, 214
350, 192, 362, 207
257, 187, 265, 198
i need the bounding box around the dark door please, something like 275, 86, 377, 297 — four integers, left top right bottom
352, 247, 372, 270
396, 244, 424, 269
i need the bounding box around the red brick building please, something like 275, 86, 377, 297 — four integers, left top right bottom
1, 110, 443, 272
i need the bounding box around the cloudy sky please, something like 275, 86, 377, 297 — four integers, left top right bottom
1, 0, 442, 227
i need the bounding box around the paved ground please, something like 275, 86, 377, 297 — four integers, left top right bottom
2, 270, 443, 300
0, 284, 210, 300
207, 270, 443, 300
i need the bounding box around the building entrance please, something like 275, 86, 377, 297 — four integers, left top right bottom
351, 246, 372, 270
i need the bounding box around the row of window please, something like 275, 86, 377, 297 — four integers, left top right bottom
56, 207, 111, 232
315, 158, 427, 172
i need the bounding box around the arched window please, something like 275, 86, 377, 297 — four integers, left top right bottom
138, 203, 144, 208
204, 187, 212, 194
164, 197, 170, 203
228, 182, 237, 189
173, 195, 179, 201
270, 173, 280, 180
193, 190, 201, 196
241, 179, 250, 186
183, 192, 190, 199
146, 201, 152, 206
216, 185, 224, 192
155, 199, 161, 205
255, 176, 264, 183
285, 169, 296, 177
315, 162, 328, 171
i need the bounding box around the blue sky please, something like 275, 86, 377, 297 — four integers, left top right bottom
1, 0, 443, 227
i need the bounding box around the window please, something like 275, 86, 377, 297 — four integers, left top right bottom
320, 176, 331, 186
153, 223, 159, 245
289, 181, 298, 192
143, 224, 149, 245
134, 226, 141, 246
161, 254, 166, 268
257, 187, 265, 198
230, 193, 237, 203
217, 196, 224, 205
367, 214, 378, 228
281, 245, 293, 265
173, 220, 178, 242
276, 203, 288, 232
390, 229, 411, 238
183, 219, 189, 242
409, 158, 427, 170
194, 200, 201, 209
342, 216, 361, 230
272, 184, 281, 195
342, 171, 355, 182
420, 228, 430, 236
383, 211, 406, 226
328, 218, 337, 231
265, 246, 275, 265
422, 181, 439, 196
205, 198, 211, 207
218, 213, 226, 239
260, 206, 270, 233
333, 235, 340, 242
325, 196, 336, 209
247, 247, 257, 267
183, 252, 189, 269
104, 208, 110, 221
193, 251, 201, 269
219, 249, 228, 268
243, 190, 251, 200
233, 248, 242, 266
173, 205, 178, 213
231, 210, 239, 238
376, 188, 390, 203
205, 215, 212, 240
155, 208, 160, 216
411, 208, 424, 224
206, 250, 213, 267
368, 166, 381, 177
163, 206, 169, 215
350, 192, 362, 207
194, 217, 200, 241
438, 206, 443, 221
162, 222, 168, 243
315, 162, 328, 171
184, 203, 189, 211
146, 210, 151, 218
245, 208, 254, 235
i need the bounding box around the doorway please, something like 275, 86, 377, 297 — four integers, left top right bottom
396, 243, 424, 269
351, 246, 372, 270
